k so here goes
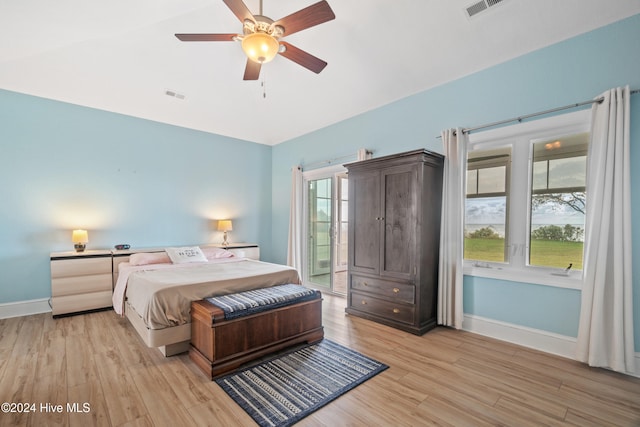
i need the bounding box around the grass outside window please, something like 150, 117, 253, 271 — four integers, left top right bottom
464, 238, 583, 270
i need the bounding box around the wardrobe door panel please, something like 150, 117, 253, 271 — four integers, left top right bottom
349, 171, 380, 274
381, 166, 417, 280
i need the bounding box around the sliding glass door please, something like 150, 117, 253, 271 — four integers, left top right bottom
308, 177, 332, 282
303, 167, 348, 295
334, 173, 348, 293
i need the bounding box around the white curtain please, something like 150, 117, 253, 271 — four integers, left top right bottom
287, 166, 303, 272
576, 86, 635, 374
438, 128, 468, 329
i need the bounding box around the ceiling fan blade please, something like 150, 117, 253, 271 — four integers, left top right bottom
223, 0, 254, 23
175, 33, 236, 42
243, 59, 261, 80
279, 41, 327, 74
273, 1, 335, 37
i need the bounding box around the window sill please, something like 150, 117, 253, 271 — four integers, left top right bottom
463, 264, 582, 290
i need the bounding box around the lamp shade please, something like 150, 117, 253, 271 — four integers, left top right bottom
71, 229, 88, 243
217, 220, 233, 232
241, 32, 279, 64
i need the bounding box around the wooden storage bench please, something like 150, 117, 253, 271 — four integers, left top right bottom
189, 288, 324, 379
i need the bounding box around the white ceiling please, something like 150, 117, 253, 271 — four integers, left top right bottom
2, 0, 639, 145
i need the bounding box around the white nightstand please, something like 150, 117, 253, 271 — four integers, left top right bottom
50, 250, 113, 316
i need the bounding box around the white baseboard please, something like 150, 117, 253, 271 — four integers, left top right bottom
0, 298, 52, 319
462, 313, 640, 378
462, 314, 577, 358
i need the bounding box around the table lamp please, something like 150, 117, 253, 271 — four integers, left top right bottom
72, 229, 88, 252
217, 220, 233, 247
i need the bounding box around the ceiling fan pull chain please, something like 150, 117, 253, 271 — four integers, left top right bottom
262, 78, 267, 98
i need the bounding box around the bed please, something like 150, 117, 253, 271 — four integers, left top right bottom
112, 245, 301, 356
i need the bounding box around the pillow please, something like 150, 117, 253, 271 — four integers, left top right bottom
129, 252, 171, 266
201, 246, 235, 260
165, 246, 208, 264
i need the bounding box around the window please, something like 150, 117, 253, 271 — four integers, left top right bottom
465, 148, 510, 263
530, 134, 587, 270
464, 110, 590, 288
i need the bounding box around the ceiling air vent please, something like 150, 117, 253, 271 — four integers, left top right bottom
165, 89, 186, 100
465, 0, 506, 19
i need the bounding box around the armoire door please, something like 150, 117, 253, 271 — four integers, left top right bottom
380, 164, 417, 280
349, 170, 381, 275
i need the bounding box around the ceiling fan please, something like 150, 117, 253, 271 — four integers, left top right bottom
175, 0, 335, 80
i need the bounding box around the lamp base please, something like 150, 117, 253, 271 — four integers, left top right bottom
222, 232, 229, 247
74, 243, 86, 252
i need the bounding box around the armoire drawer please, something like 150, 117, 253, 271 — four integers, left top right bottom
350, 275, 414, 304
350, 292, 415, 325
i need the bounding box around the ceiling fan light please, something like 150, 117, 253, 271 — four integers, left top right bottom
242, 32, 279, 64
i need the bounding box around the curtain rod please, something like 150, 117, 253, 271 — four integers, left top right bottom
299, 149, 373, 170
299, 154, 355, 170
438, 88, 639, 137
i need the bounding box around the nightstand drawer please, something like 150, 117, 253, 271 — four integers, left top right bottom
51, 291, 113, 316
350, 292, 415, 325
350, 275, 414, 304
51, 257, 111, 278
51, 274, 113, 297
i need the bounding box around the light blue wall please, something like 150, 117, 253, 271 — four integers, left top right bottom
0, 91, 272, 304
2, 14, 639, 353
462, 277, 581, 337
271, 14, 640, 349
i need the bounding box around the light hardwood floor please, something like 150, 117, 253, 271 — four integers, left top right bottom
1, 294, 639, 426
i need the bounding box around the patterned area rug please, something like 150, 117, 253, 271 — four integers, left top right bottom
215, 339, 388, 427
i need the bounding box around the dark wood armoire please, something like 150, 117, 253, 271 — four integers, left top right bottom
345, 149, 444, 335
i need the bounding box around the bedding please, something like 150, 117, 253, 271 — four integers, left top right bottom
165, 246, 208, 264
129, 252, 171, 266
113, 257, 301, 330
